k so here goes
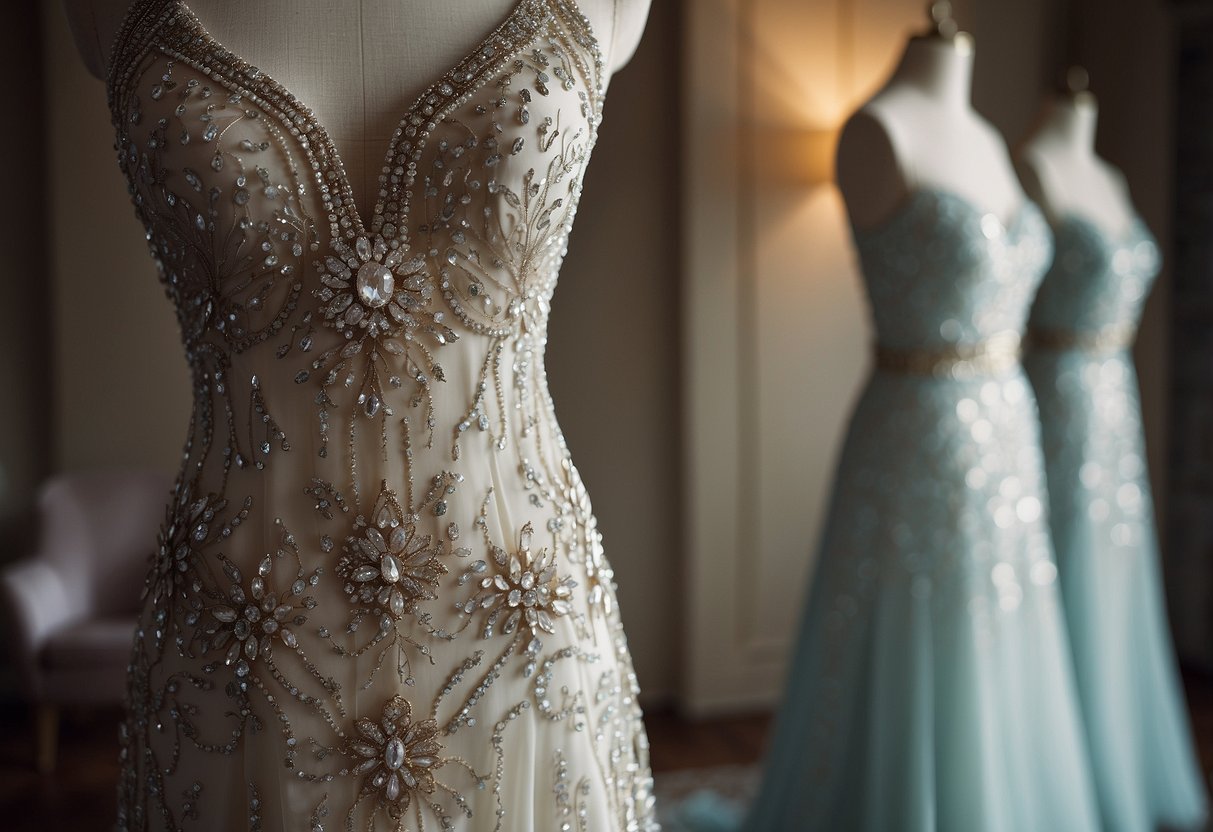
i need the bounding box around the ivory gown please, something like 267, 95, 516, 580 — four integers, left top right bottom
105, 1, 658, 828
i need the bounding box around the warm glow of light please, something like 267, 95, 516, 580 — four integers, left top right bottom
802, 127, 839, 186
752, 125, 839, 187
740, 0, 970, 191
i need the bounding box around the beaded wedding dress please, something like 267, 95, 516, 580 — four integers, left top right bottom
105, 1, 658, 829
740, 190, 1101, 832
1024, 213, 1209, 832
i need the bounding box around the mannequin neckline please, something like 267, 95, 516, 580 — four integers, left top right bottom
1031, 95, 1099, 156
886, 36, 974, 108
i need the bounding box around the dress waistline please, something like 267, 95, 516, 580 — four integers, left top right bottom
1026, 324, 1136, 354
874, 331, 1022, 379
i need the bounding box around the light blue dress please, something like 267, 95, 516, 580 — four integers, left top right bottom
738, 189, 1102, 832
1023, 213, 1210, 832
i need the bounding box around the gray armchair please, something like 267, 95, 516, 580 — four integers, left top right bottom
0, 469, 172, 772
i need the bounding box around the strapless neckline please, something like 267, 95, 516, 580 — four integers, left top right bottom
851, 186, 1040, 242
1049, 209, 1150, 247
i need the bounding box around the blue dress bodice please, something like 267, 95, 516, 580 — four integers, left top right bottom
1028, 214, 1159, 337
854, 188, 1053, 352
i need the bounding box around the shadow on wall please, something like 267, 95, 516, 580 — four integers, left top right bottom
545, 0, 683, 705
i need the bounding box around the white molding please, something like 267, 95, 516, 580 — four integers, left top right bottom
681, 0, 794, 716
680, 0, 872, 717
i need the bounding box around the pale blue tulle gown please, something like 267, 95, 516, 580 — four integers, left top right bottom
734, 189, 1102, 831
1023, 212, 1209, 832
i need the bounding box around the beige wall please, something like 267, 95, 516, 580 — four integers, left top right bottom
546, 0, 682, 701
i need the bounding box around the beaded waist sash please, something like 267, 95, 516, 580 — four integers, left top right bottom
1027, 324, 1136, 354
874, 331, 1022, 379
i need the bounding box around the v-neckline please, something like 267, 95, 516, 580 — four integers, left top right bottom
106, 0, 565, 242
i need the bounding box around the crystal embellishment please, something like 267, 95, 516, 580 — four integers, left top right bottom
344, 695, 444, 816
357, 261, 395, 308
318, 234, 429, 339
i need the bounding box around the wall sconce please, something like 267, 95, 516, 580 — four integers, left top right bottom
757, 0, 855, 189
754, 125, 838, 188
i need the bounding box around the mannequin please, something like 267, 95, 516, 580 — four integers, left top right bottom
65, 0, 651, 220
836, 2, 1022, 230
1018, 67, 1211, 832
1015, 69, 1138, 237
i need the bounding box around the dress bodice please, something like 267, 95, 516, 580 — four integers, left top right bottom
107, 0, 603, 483
851, 189, 1053, 353
1028, 214, 1160, 341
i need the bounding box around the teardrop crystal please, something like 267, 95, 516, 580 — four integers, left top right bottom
384, 771, 402, 801
381, 553, 402, 583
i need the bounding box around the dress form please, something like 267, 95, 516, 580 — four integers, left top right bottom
1015, 87, 1138, 237
836, 21, 1023, 231
64, 0, 651, 220
86, 0, 662, 825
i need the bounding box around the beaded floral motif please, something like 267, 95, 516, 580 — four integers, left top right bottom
191, 542, 321, 684
143, 482, 238, 617
341, 695, 472, 827
310, 473, 466, 690
459, 513, 576, 658
309, 233, 458, 448
335, 481, 450, 623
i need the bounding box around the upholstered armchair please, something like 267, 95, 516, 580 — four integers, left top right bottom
0, 469, 172, 773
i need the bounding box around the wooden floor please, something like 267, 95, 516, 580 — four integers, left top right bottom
1, 670, 1211, 830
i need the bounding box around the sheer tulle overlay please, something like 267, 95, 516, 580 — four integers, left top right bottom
105, 1, 658, 829
1024, 214, 1209, 832
741, 190, 1102, 832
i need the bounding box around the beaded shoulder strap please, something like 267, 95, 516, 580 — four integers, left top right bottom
105, 0, 175, 121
